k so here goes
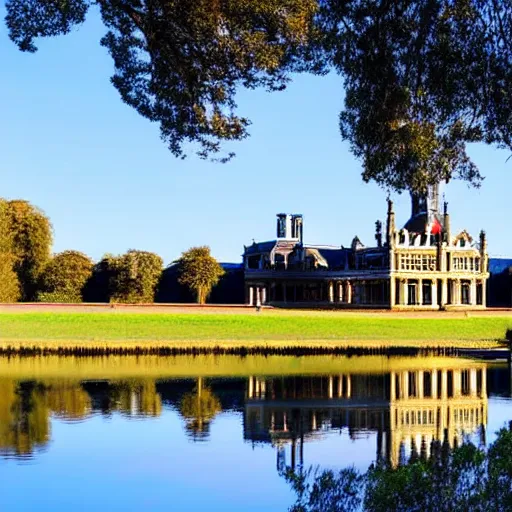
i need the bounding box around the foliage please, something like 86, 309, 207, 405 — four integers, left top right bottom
0, 254, 21, 303
0, 200, 20, 302
6, 2, 512, 191
36, 250, 94, 303
3, 199, 52, 301
318, 0, 512, 193
287, 428, 512, 512
83, 254, 119, 303
5, 0, 321, 161
286, 467, 365, 512
84, 251, 163, 303
179, 378, 221, 441
176, 246, 225, 304
109, 250, 163, 303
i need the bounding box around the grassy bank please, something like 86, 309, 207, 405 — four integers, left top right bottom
0, 311, 510, 350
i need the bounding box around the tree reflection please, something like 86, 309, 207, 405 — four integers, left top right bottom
45, 381, 91, 421
179, 377, 221, 441
0, 381, 50, 457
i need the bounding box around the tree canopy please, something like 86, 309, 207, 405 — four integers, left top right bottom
109, 249, 163, 303
177, 246, 225, 304
36, 250, 94, 303
319, 0, 512, 193
5, 1, 512, 191
2, 199, 52, 301
6, 0, 319, 162
0, 199, 20, 303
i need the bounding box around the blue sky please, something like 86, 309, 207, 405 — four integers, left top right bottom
2, 7, 511, 265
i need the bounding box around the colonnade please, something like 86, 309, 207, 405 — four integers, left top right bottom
246, 285, 267, 306
394, 277, 485, 307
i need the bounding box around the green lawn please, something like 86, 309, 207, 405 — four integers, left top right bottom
0, 312, 510, 347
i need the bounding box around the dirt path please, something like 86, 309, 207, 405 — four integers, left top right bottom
1, 303, 511, 318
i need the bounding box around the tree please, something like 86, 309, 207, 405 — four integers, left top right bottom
177, 246, 225, 304
36, 250, 94, 303
6, 0, 320, 161
0, 199, 20, 303
83, 253, 119, 303
3, 199, 52, 301
318, 0, 512, 193
109, 250, 163, 303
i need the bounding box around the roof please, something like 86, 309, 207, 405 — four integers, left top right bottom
309, 247, 347, 269
220, 262, 243, 270
489, 258, 512, 274
243, 240, 277, 255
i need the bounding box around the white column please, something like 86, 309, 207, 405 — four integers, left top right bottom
390, 277, 396, 308
338, 376, 343, 397
470, 279, 477, 306
346, 282, 352, 304
456, 279, 462, 305
329, 281, 334, 303
338, 282, 343, 303
441, 279, 448, 306
431, 280, 438, 308
256, 287, 261, 307
441, 370, 448, 399
261, 287, 267, 305
249, 287, 254, 306
401, 280, 408, 305
328, 376, 333, 399
248, 376, 254, 398
469, 369, 478, 397
418, 279, 423, 306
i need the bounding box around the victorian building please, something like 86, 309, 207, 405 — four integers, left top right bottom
243, 187, 489, 309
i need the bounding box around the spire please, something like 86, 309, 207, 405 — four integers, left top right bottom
386, 198, 395, 247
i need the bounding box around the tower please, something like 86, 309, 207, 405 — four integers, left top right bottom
276, 213, 303, 243
404, 183, 442, 235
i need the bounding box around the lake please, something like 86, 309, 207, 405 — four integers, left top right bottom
0, 354, 511, 511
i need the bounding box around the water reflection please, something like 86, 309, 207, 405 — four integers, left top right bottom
0, 356, 501, 464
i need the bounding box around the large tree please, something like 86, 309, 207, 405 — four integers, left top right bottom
176, 246, 225, 304
3, 200, 52, 301
0, 199, 20, 303
36, 250, 94, 303
6, 0, 320, 161
6, 1, 512, 192
109, 249, 163, 303
318, 0, 512, 193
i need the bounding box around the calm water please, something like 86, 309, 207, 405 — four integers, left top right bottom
0, 354, 511, 511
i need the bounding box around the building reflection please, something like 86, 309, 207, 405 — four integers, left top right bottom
243, 362, 488, 470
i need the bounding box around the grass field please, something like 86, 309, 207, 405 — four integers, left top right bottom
0, 310, 510, 350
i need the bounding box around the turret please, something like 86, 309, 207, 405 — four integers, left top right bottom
375, 220, 383, 248
386, 199, 396, 247
479, 230, 488, 273
443, 201, 451, 246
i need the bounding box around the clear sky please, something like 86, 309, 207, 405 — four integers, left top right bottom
2, 7, 511, 266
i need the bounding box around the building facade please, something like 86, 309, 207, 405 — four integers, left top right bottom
243, 188, 489, 309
